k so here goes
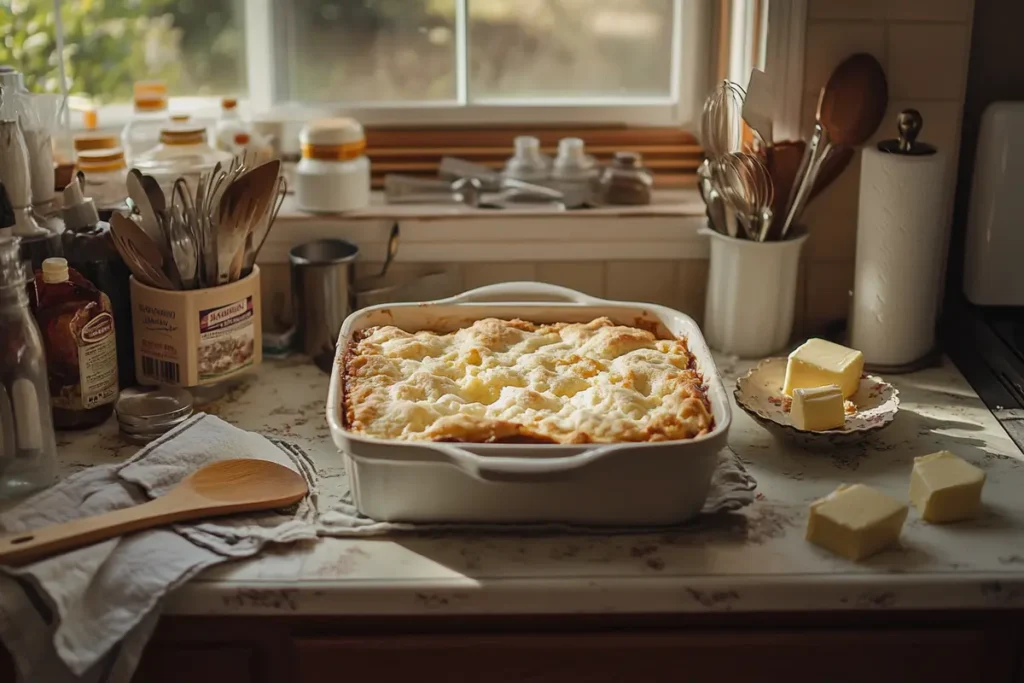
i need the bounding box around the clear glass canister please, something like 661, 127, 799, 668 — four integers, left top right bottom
0, 236, 57, 499
76, 148, 128, 210
133, 125, 232, 197
120, 81, 170, 165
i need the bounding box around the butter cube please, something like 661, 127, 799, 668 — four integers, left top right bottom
791, 385, 846, 431
806, 484, 908, 561
909, 451, 986, 523
783, 338, 864, 398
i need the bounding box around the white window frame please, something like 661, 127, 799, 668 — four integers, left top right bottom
247, 0, 710, 128
69, 0, 801, 134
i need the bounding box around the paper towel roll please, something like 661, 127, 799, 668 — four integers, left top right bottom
849, 146, 948, 367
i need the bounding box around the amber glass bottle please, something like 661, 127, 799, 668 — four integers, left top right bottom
34, 258, 119, 429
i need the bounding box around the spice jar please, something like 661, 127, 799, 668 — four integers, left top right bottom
295, 118, 371, 213
0, 236, 57, 498
76, 148, 128, 210
596, 152, 654, 205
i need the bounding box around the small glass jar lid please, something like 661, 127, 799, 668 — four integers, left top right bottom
115, 386, 194, 427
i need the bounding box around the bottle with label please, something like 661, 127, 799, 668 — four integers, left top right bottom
61, 175, 135, 386
0, 236, 57, 498
34, 257, 119, 429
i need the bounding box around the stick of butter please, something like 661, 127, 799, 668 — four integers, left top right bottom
783, 338, 864, 398
909, 451, 986, 523
791, 385, 845, 431
806, 484, 908, 561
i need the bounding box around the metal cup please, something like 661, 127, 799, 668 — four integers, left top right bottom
289, 239, 359, 373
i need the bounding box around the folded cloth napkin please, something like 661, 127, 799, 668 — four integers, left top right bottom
318, 447, 756, 535
0, 413, 318, 683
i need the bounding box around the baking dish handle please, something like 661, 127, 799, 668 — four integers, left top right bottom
424, 442, 619, 483
438, 281, 607, 306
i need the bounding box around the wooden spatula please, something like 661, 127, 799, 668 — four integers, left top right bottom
0, 459, 308, 567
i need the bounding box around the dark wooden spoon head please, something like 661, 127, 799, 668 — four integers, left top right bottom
819, 53, 888, 147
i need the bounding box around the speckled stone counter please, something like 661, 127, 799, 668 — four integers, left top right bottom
50, 356, 1024, 616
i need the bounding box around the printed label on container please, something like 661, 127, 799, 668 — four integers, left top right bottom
198, 296, 255, 380
78, 312, 118, 409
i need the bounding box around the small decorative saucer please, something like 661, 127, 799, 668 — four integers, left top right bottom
734, 357, 900, 448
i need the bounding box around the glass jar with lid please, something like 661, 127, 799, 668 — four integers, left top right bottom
133, 124, 232, 196
595, 151, 654, 205
121, 81, 170, 165
76, 148, 129, 210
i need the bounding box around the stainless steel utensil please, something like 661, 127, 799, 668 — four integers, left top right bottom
711, 152, 774, 241
169, 179, 199, 289
384, 174, 564, 208
701, 80, 746, 160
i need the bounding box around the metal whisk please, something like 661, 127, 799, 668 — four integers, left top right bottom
710, 152, 775, 242
700, 79, 747, 160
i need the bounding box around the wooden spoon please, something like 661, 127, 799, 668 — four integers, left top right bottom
781, 53, 888, 237
765, 141, 856, 241
0, 459, 307, 567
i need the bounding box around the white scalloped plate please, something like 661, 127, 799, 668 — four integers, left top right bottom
734, 357, 900, 448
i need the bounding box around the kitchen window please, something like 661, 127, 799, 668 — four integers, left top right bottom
2, 0, 769, 187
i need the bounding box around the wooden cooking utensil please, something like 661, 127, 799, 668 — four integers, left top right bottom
0, 459, 307, 567
781, 53, 888, 237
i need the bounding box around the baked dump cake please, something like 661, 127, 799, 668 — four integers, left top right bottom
343, 317, 714, 444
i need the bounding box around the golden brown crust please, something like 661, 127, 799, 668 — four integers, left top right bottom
342, 317, 714, 444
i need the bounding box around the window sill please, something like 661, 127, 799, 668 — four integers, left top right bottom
261, 188, 709, 263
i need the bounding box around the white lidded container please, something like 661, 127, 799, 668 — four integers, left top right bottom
327, 281, 732, 526
295, 118, 371, 213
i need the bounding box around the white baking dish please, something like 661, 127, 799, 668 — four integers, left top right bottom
326, 281, 732, 525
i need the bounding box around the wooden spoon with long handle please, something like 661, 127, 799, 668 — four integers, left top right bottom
0, 459, 307, 567
781, 53, 887, 237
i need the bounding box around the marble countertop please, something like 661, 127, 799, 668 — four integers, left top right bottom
50, 355, 1024, 617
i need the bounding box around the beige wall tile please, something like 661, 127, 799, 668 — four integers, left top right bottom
606, 261, 679, 309
802, 149, 862, 262
804, 22, 887, 95
676, 259, 709, 324
808, 0, 886, 21
805, 260, 856, 332
887, 24, 970, 100
885, 0, 973, 22
463, 262, 537, 290
536, 262, 606, 297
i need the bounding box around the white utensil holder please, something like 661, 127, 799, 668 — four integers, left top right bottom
701, 225, 808, 358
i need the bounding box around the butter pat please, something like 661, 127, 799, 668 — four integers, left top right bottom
806, 484, 908, 561
791, 385, 846, 431
783, 338, 864, 398
909, 451, 986, 523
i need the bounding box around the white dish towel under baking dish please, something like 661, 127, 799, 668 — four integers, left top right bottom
0, 414, 319, 683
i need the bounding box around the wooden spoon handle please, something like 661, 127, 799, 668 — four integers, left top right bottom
0, 497, 190, 567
